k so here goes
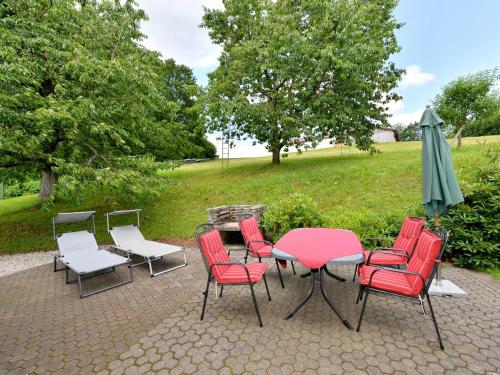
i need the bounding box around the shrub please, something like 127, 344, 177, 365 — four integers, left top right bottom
325, 211, 406, 249
262, 193, 326, 242
462, 112, 500, 137
441, 144, 500, 269
5, 183, 23, 197
22, 180, 40, 195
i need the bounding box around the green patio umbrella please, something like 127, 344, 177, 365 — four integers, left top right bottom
420, 105, 463, 224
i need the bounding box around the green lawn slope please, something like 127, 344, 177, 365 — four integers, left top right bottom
0, 135, 499, 255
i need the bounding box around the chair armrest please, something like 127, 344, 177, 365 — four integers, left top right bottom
247, 240, 273, 250
367, 266, 427, 293
372, 246, 406, 252
209, 262, 253, 284
366, 248, 409, 265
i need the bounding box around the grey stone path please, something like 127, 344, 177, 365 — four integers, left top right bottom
0, 247, 499, 374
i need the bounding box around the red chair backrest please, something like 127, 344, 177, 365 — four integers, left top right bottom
239, 216, 265, 252
393, 217, 426, 256
199, 229, 231, 281
406, 229, 442, 294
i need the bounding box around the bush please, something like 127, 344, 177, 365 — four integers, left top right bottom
441, 144, 500, 269
5, 183, 23, 197
325, 211, 408, 249
262, 192, 421, 246
22, 180, 40, 195
3, 179, 40, 198
262, 193, 326, 242
462, 112, 500, 137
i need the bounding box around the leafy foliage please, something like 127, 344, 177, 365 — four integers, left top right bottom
441, 145, 500, 269
262, 193, 326, 242
393, 122, 422, 141
4, 180, 40, 198
52, 156, 177, 208
0, 0, 212, 201
434, 69, 499, 145
202, 0, 403, 163
261, 191, 420, 246
462, 112, 500, 137
325, 210, 411, 250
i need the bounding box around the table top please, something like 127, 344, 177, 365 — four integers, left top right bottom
273, 228, 364, 269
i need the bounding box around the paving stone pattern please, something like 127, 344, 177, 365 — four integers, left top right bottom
0, 248, 499, 374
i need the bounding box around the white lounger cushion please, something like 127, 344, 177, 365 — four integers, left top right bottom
56, 230, 129, 274
110, 225, 183, 258
59, 250, 129, 274
57, 231, 99, 255
110, 225, 145, 245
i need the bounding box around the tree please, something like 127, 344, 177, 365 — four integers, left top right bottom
0, 0, 211, 202
159, 59, 216, 159
433, 69, 499, 147
392, 122, 421, 141
202, 0, 403, 164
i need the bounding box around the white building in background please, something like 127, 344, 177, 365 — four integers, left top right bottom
372, 128, 397, 143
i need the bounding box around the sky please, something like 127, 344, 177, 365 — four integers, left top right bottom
138, 0, 500, 157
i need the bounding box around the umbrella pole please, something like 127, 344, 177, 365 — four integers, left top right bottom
433, 214, 442, 286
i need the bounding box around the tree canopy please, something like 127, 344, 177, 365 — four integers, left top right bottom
433, 69, 499, 147
202, 0, 403, 163
0, 0, 214, 202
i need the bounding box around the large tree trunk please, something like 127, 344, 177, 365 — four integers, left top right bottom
39, 168, 58, 200
272, 148, 281, 164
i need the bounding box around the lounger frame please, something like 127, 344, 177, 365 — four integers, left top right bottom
52, 211, 133, 298
106, 209, 187, 277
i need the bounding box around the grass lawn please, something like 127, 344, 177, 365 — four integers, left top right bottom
0, 135, 499, 259
0, 194, 38, 216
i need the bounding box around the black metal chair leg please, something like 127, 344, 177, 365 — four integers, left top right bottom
275, 259, 285, 289
425, 291, 445, 350
285, 270, 316, 319
263, 274, 271, 301
291, 261, 296, 275
201, 275, 211, 321
352, 264, 359, 282
244, 251, 249, 264
219, 285, 224, 298
356, 285, 364, 304
356, 287, 370, 332
249, 284, 263, 327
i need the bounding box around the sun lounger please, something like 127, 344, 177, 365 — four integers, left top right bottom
52, 211, 133, 298
106, 209, 187, 277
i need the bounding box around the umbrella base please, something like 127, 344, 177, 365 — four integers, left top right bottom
429, 279, 467, 297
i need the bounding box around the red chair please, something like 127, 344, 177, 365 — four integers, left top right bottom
239, 215, 296, 289
356, 227, 449, 349
194, 224, 272, 327
353, 217, 426, 281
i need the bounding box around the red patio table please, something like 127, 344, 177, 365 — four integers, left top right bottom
273, 228, 364, 329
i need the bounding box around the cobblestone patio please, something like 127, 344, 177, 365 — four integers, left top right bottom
0, 248, 499, 374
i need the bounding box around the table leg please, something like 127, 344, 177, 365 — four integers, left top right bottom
319, 267, 353, 330
300, 271, 312, 278
324, 266, 346, 282
284, 269, 316, 320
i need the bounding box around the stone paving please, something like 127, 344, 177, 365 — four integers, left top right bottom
0, 248, 499, 374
